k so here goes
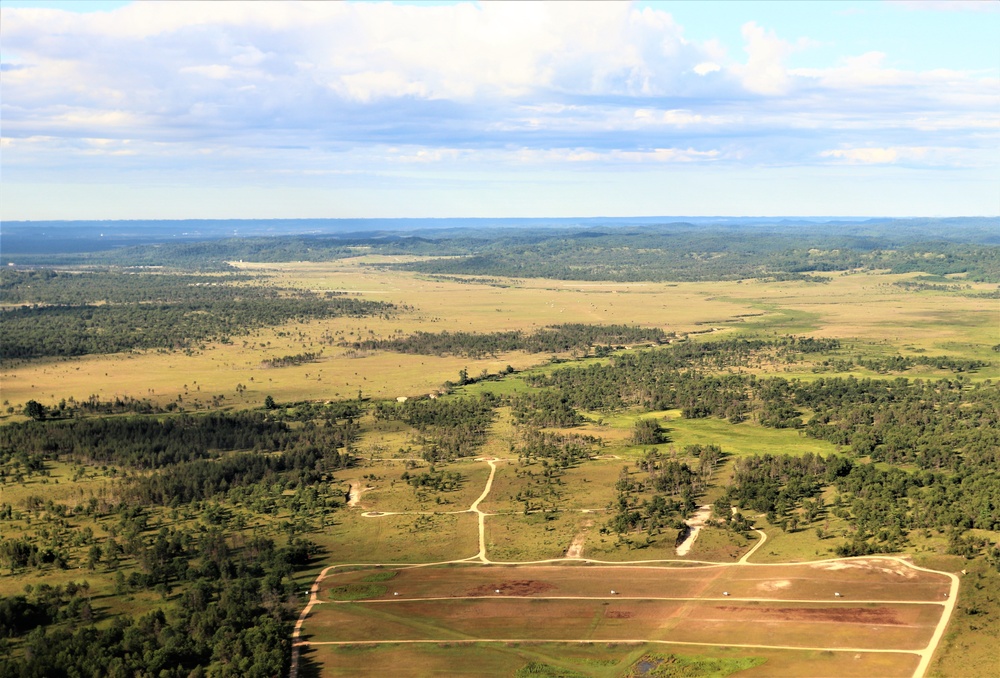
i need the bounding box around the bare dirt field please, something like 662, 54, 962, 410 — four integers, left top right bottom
315, 561, 951, 603
299, 560, 949, 676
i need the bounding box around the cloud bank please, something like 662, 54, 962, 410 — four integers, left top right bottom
1, 1, 997, 218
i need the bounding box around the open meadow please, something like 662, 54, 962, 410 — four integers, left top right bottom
3, 262, 998, 416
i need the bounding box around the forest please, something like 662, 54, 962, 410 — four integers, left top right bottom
7, 219, 1000, 282
0, 270, 396, 362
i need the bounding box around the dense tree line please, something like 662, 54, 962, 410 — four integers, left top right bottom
0, 269, 395, 361
260, 352, 320, 368
0, 582, 93, 638
8, 394, 185, 420
394, 231, 1000, 283
348, 324, 670, 358
524, 341, 998, 467
723, 451, 999, 555
631, 418, 666, 445
850, 355, 989, 373
515, 429, 598, 467
0, 413, 296, 470
400, 468, 463, 493
0, 270, 259, 306
511, 390, 583, 428
604, 452, 704, 543
123, 434, 354, 506
269, 399, 363, 423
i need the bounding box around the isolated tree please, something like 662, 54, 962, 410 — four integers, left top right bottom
264, 395, 276, 410
631, 418, 664, 445
23, 400, 46, 421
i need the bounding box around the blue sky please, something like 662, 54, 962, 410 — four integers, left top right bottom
1, 0, 997, 220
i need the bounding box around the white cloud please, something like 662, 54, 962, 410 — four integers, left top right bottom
821, 147, 905, 164
789, 51, 990, 91
1, 1, 715, 107
693, 62, 721, 76
732, 21, 797, 95
512, 146, 720, 165
820, 146, 986, 166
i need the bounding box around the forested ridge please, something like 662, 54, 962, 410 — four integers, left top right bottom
392, 233, 1000, 283
9, 220, 999, 281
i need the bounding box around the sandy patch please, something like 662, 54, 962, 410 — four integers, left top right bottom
813, 559, 917, 579
675, 505, 712, 556
757, 580, 792, 592
566, 520, 593, 558
348, 482, 373, 508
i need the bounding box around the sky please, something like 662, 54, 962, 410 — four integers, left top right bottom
1, 0, 998, 220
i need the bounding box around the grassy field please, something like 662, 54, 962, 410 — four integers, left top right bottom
591, 409, 839, 459
307, 510, 481, 566
301, 641, 921, 678
3, 264, 997, 417
344, 459, 495, 514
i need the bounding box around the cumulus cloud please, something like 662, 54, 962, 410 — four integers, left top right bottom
732, 21, 797, 95
0, 0, 996, 194
820, 145, 988, 167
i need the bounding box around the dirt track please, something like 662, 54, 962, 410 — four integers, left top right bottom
289, 457, 959, 678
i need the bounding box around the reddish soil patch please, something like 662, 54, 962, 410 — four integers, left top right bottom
713, 605, 904, 625
468, 580, 555, 596
604, 609, 634, 619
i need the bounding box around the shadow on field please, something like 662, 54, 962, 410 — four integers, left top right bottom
297, 647, 322, 678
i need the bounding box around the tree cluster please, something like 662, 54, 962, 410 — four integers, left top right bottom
348, 324, 670, 359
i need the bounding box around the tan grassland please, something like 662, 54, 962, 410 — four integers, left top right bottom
3, 261, 997, 417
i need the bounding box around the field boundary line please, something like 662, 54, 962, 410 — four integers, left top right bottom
290, 457, 960, 678
332, 594, 947, 606
295, 638, 923, 657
